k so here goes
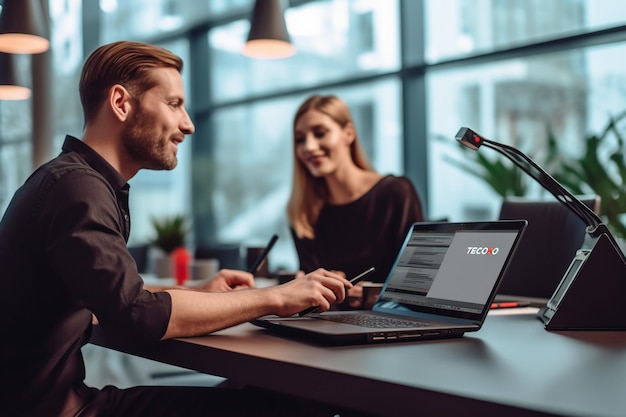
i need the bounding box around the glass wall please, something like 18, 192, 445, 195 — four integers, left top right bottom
208, 0, 400, 102
427, 52, 586, 221
198, 79, 401, 269
1, 0, 626, 274
100, 0, 253, 42
0, 98, 32, 212
425, 0, 626, 223
424, 0, 626, 62
194, 0, 402, 270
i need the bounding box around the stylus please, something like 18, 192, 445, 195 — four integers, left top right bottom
248, 234, 279, 274
298, 267, 376, 317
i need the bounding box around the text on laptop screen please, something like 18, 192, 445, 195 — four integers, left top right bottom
379, 228, 520, 314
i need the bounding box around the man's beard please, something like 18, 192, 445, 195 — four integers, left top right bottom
121, 107, 178, 171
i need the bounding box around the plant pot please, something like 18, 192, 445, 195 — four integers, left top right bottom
153, 252, 173, 278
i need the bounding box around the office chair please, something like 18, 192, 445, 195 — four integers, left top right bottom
496, 195, 600, 299
194, 243, 243, 270
128, 244, 149, 274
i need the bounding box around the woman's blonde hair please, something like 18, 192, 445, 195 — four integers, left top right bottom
287, 95, 374, 239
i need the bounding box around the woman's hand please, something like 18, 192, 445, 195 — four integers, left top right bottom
346, 283, 364, 309
188, 269, 255, 292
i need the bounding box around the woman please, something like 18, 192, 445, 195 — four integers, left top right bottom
287, 94, 423, 307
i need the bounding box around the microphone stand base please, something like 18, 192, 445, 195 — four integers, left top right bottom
538, 233, 626, 330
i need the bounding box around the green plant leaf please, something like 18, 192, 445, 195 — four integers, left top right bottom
150, 214, 189, 254
443, 143, 526, 198
550, 113, 626, 238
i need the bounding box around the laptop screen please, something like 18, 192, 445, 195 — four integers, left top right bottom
375, 221, 526, 322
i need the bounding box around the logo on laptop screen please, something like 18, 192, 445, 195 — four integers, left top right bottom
466, 246, 500, 255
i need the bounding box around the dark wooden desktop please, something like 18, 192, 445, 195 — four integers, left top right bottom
90, 310, 626, 417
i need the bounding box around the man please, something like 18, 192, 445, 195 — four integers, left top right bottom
0, 41, 355, 417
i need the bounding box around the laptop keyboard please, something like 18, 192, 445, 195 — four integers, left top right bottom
317, 313, 433, 329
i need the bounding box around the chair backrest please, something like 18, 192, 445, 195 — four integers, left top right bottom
194, 243, 243, 270
128, 244, 149, 274
496, 195, 600, 299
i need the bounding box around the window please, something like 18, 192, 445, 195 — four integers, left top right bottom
100, 0, 253, 42
424, 0, 626, 62
197, 78, 401, 270
2, 0, 626, 276
0, 39, 39, 214
427, 42, 626, 222
208, 0, 400, 102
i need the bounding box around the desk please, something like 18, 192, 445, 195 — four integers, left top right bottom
90, 312, 626, 417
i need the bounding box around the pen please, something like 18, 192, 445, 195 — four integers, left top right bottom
347, 266, 376, 286
298, 267, 376, 317
248, 234, 279, 275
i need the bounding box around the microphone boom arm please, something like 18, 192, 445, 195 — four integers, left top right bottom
455, 127, 604, 237
455, 127, 626, 330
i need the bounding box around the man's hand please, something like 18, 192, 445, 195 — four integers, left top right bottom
162, 267, 352, 339
270, 268, 353, 317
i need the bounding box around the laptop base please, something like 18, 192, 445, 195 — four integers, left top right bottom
251, 316, 467, 345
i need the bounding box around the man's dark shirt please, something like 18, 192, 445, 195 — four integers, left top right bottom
0, 136, 172, 417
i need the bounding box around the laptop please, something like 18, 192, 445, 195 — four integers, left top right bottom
252, 220, 527, 345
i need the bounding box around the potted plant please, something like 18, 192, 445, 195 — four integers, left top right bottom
442, 139, 528, 198
550, 112, 626, 239
150, 214, 189, 277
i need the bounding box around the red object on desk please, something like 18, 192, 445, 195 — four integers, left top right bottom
490, 301, 531, 309
173, 247, 191, 285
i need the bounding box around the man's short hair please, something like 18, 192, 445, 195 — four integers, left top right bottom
79, 41, 183, 125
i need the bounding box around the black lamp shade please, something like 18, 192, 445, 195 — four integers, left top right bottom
0, 0, 50, 54
0, 51, 30, 100
242, 0, 295, 59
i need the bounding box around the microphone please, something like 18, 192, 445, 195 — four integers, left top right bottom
455, 127, 626, 330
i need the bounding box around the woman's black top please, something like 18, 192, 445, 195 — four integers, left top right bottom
292, 175, 423, 283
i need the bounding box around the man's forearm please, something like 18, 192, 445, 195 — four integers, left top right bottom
162, 287, 278, 339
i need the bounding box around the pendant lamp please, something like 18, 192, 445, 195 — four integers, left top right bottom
242, 0, 295, 59
0, 0, 50, 54
0, 51, 30, 100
